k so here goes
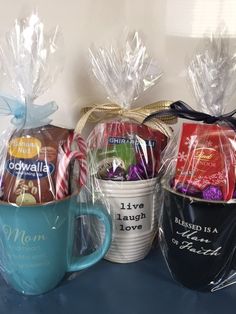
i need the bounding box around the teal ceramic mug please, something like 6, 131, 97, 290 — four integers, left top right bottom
0, 195, 112, 295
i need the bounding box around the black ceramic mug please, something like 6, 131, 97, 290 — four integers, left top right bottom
160, 184, 236, 291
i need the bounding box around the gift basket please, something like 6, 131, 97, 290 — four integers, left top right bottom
144, 33, 236, 291
76, 32, 176, 263
0, 12, 112, 295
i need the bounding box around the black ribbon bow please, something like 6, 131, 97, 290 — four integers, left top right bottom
143, 100, 236, 129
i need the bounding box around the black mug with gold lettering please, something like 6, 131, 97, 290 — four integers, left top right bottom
160, 184, 236, 291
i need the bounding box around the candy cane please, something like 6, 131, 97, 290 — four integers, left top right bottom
56, 132, 87, 200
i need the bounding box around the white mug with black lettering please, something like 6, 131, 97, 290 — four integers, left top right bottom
97, 178, 158, 263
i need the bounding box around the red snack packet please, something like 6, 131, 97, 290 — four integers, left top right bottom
174, 123, 236, 200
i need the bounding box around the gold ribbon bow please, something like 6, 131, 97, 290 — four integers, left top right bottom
75, 101, 177, 138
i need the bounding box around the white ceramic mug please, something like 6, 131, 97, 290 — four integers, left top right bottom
96, 178, 158, 263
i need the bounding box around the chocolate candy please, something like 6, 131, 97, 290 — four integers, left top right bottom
202, 185, 223, 201
232, 187, 236, 198
174, 181, 224, 200
107, 166, 126, 181
127, 162, 154, 181
173, 180, 227, 201
127, 164, 145, 181
98, 159, 155, 181
97, 157, 125, 180
175, 182, 202, 197
169, 178, 175, 189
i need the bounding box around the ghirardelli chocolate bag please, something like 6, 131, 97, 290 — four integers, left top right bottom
88, 121, 168, 181
3, 125, 71, 204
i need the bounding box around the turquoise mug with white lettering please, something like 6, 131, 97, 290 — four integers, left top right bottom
0, 195, 112, 295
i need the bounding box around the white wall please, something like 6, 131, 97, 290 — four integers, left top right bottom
0, 0, 235, 134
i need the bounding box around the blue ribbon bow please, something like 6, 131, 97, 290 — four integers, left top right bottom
0, 95, 58, 129
143, 100, 236, 129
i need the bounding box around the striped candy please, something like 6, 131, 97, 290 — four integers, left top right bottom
56, 132, 87, 200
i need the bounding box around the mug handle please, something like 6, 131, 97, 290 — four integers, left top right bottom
67, 197, 112, 272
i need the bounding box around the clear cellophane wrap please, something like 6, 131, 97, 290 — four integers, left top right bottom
0, 12, 111, 296
158, 32, 236, 291
80, 32, 175, 264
